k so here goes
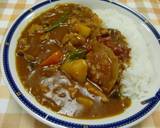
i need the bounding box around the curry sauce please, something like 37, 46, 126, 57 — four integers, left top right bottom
16, 3, 131, 119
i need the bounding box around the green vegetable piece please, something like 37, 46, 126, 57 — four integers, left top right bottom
45, 11, 69, 32
66, 49, 87, 61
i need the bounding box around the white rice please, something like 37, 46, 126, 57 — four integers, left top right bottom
94, 9, 154, 100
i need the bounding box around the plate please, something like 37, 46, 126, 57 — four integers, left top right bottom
1, 0, 160, 128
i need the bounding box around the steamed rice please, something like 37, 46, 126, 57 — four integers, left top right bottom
94, 9, 154, 100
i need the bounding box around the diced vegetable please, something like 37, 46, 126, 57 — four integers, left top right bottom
62, 33, 85, 47
40, 85, 49, 93
17, 50, 24, 56
68, 86, 79, 98
40, 50, 63, 66
65, 49, 87, 61
24, 54, 35, 62
85, 82, 108, 102
28, 24, 43, 35
76, 96, 93, 107
45, 11, 69, 32
18, 38, 30, 52
61, 59, 88, 83
75, 23, 91, 37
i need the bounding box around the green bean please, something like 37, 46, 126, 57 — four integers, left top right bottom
45, 11, 69, 32
65, 49, 87, 61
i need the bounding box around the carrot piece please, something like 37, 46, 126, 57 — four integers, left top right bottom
40, 50, 63, 66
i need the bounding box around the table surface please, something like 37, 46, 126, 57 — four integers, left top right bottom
0, 0, 160, 128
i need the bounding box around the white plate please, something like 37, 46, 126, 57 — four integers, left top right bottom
1, 0, 160, 128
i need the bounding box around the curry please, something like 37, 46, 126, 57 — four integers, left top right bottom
16, 3, 131, 119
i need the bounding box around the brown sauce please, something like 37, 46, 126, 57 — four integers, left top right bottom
16, 3, 131, 119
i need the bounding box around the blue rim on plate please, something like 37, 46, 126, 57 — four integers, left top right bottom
2, 0, 160, 128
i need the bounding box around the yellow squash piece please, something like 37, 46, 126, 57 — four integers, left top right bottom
61, 59, 88, 83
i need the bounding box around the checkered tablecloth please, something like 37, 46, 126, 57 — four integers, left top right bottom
0, 0, 160, 128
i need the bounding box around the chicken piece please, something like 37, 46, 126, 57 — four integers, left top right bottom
87, 42, 119, 94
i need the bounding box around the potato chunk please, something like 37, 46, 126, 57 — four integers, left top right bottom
61, 59, 88, 83
76, 96, 93, 107
75, 23, 91, 37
